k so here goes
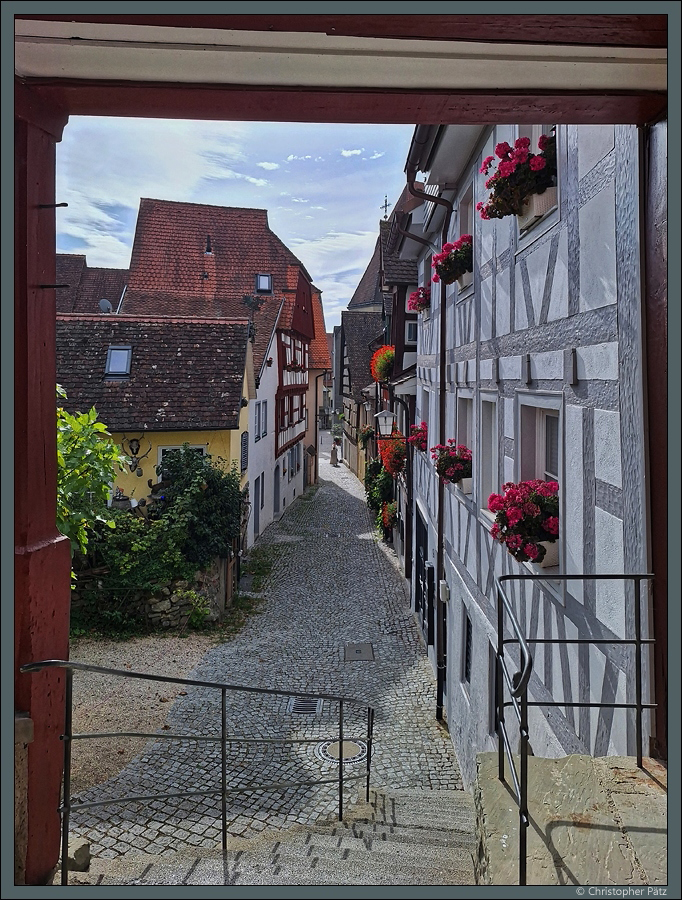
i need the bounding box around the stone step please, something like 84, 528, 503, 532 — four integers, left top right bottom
94, 847, 474, 886
367, 792, 476, 830
308, 818, 478, 850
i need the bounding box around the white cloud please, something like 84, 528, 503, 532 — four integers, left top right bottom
291, 198, 308, 203
341, 148, 364, 157
369, 151, 385, 159
286, 154, 313, 161
310, 206, 327, 210
256, 161, 280, 170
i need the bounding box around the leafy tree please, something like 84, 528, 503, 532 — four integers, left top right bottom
56, 385, 123, 557
148, 445, 242, 569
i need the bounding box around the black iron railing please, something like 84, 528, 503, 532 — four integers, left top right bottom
20, 659, 375, 886
494, 573, 655, 886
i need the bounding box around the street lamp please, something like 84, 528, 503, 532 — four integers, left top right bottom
374, 409, 397, 438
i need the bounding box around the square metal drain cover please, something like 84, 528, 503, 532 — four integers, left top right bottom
287, 697, 323, 715
344, 642, 375, 661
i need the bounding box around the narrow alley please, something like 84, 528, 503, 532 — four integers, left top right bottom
66, 432, 466, 870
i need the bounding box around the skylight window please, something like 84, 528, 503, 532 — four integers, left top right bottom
105, 345, 132, 379
255, 273, 273, 294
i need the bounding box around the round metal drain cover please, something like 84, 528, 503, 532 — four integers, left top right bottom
314, 739, 367, 767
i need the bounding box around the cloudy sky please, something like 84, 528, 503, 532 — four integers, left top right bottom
56, 118, 415, 330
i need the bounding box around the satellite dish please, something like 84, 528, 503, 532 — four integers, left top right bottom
99, 298, 113, 313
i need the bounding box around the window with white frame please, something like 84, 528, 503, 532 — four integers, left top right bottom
420, 388, 430, 427
516, 124, 558, 233
254, 402, 261, 442
518, 396, 561, 483
261, 400, 268, 437
457, 393, 473, 450
405, 320, 418, 345
480, 395, 498, 506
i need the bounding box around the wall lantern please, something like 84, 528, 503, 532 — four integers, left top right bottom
374, 409, 397, 438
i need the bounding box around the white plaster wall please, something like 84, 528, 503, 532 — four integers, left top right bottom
594, 507, 626, 639
578, 125, 615, 181
479, 358, 494, 381
547, 227, 569, 322
524, 236, 552, 325
594, 409, 623, 487
530, 350, 563, 381
564, 405, 585, 596
575, 341, 619, 381
480, 276, 493, 342
247, 347, 279, 548
579, 180, 617, 312
495, 267, 511, 336
499, 355, 522, 381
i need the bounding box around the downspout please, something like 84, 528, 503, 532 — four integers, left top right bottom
406, 165, 454, 722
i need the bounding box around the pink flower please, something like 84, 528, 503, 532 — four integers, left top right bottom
442, 242, 454, 254
543, 516, 560, 536
529, 156, 546, 171
524, 543, 540, 561
479, 208, 490, 220
476, 201, 484, 210
491, 524, 501, 540
480, 155, 495, 174
523, 502, 541, 518
537, 134, 549, 151
495, 141, 512, 159
506, 507, 524, 526
460, 234, 472, 244
515, 136, 531, 149
506, 534, 523, 551
511, 147, 529, 165
431, 274, 440, 284
498, 159, 517, 178
488, 493, 504, 512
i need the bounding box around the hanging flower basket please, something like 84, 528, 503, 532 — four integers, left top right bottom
378, 500, 397, 530
378, 428, 406, 476
431, 235, 473, 286
407, 421, 428, 452
477, 131, 557, 222
370, 345, 395, 383
487, 479, 559, 565
408, 286, 431, 313
358, 425, 375, 449
430, 441, 472, 484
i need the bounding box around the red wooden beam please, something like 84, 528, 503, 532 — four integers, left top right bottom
20, 80, 668, 127
14, 14, 669, 48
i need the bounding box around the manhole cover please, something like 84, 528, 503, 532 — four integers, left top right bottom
344, 642, 374, 661
314, 739, 368, 767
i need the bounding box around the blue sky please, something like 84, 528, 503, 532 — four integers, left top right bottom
56, 118, 415, 330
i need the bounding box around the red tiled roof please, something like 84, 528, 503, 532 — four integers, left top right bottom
121, 198, 312, 370
309, 290, 331, 370
56, 314, 250, 432
56, 254, 127, 314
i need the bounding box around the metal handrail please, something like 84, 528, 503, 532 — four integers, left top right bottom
494, 573, 655, 886
20, 659, 375, 886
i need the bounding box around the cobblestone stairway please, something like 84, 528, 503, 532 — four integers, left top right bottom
65, 788, 477, 886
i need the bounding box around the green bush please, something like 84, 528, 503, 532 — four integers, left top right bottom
364, 458, 393, 511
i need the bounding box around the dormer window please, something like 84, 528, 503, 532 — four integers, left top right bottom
255, 273, 273, 294
205, 235, 213, 255
105, 345, 132, 380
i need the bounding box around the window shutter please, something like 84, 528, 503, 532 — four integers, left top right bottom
241, 431, 249, 472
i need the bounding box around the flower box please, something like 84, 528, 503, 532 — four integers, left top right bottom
457, 477, 473, 494
456, 269, 473, 291
430, 441, 472, 485
537, 540, 559, 568
516, 186, 558, 231
431, 235, 473, 287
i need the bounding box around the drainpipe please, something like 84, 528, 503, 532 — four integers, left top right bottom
405, 163, 454, 722
314, 369, 327, 484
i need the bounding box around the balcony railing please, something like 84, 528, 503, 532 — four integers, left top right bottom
19, 659, 375, 886
494, 573, 655, 886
